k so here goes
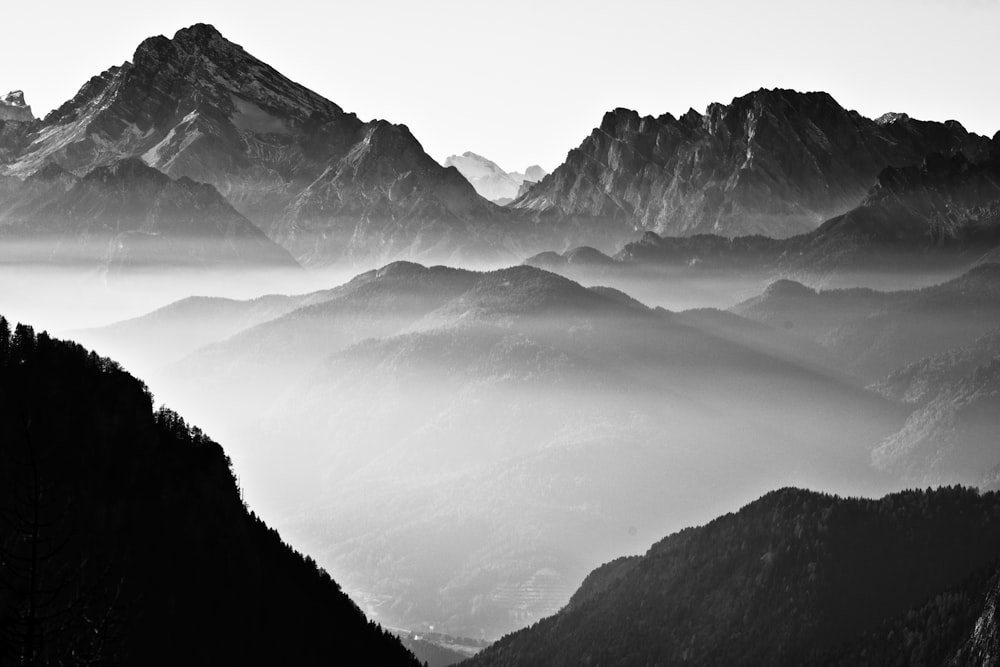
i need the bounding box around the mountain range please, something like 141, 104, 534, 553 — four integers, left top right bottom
443, 152, 547, 203
0, 24, 508, 267
513, 89, 994, 240
528, 138, 1000, 280
75, 261, 915, 638
4, 26, 998, 272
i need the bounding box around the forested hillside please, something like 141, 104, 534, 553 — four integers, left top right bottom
0, 317, 419, 665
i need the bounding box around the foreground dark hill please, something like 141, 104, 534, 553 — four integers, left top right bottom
134, 263, 905, 638
0, 318, 418, 665
514, 89, 991, 239
0, 158, 298, 269
0, 23, 504, 266
466, 487, 1000, 667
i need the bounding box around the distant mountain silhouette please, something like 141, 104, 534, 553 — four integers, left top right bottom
0, 157, 298, 269
0, 316, 419, 664
444, 152, 548, 203
732, 263, 1000, 382
466, 487, 1000, 667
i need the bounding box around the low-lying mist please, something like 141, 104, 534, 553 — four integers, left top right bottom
9, 257, 998, 641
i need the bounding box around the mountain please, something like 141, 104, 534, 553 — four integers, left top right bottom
0, 157, 298, 269
522, 165, 546, 183
0, 90, 34, 122
575, 147, 1000, 276
869, 329, 1000, 486
0, 317, 419, 665
445, 152, 517, 202
444, 152, 548, 203
465, 487, 1000, 667
731, 263, 1000, 382
0, 24, 505, 266
513, 88, 992, 240
135, 262, 903, 638
69, 291, 313, 375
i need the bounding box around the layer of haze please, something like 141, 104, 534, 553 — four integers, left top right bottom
2, 0, 998, 173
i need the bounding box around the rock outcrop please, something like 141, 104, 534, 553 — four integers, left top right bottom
0, 90, 34, 122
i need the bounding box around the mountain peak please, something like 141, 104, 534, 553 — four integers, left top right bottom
2, 90, 27, 107
876, 112, 910, 125
0, 89, 34, 122
173, 22, 224, 42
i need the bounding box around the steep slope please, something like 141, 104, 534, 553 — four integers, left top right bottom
1, 24, 503, 266
950, 570, 1000, 666
0, 318, 418, 665
515, 89, 992, 239
0, 157, 298, 269
140, 263, 903, 639
607, 149, 1000, 274
466, 487, 1000, 667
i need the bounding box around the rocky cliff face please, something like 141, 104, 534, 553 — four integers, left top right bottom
514, 89, 993, 240
951, 572, 1000, 666
0, 90, 34, 122
1, 24, 501, 266
610, 150, 1000, 271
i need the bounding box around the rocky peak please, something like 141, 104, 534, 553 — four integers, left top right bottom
524, 165, 547, 181
763, 279, 816, 299
876, 112, 910, 125
599, 107, 643, 134
2, 91, 27, 107
515, 87, 994, 240
0, 90, 34, 122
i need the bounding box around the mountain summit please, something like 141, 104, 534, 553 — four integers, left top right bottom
0, 90, 34, 122
444, 151, 548, 202
1, 24, 501, 266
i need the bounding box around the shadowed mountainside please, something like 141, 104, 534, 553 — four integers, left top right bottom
0, 157, 298, 269
465, 487, 1000, 667
0, 317, 419, 665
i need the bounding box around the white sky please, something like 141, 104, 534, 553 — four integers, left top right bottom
1, 0, 998, 172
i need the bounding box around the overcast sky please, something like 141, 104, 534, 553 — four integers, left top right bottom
2, 0, 998, 172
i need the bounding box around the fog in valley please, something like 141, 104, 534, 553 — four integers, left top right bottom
7, 245, 994, 641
